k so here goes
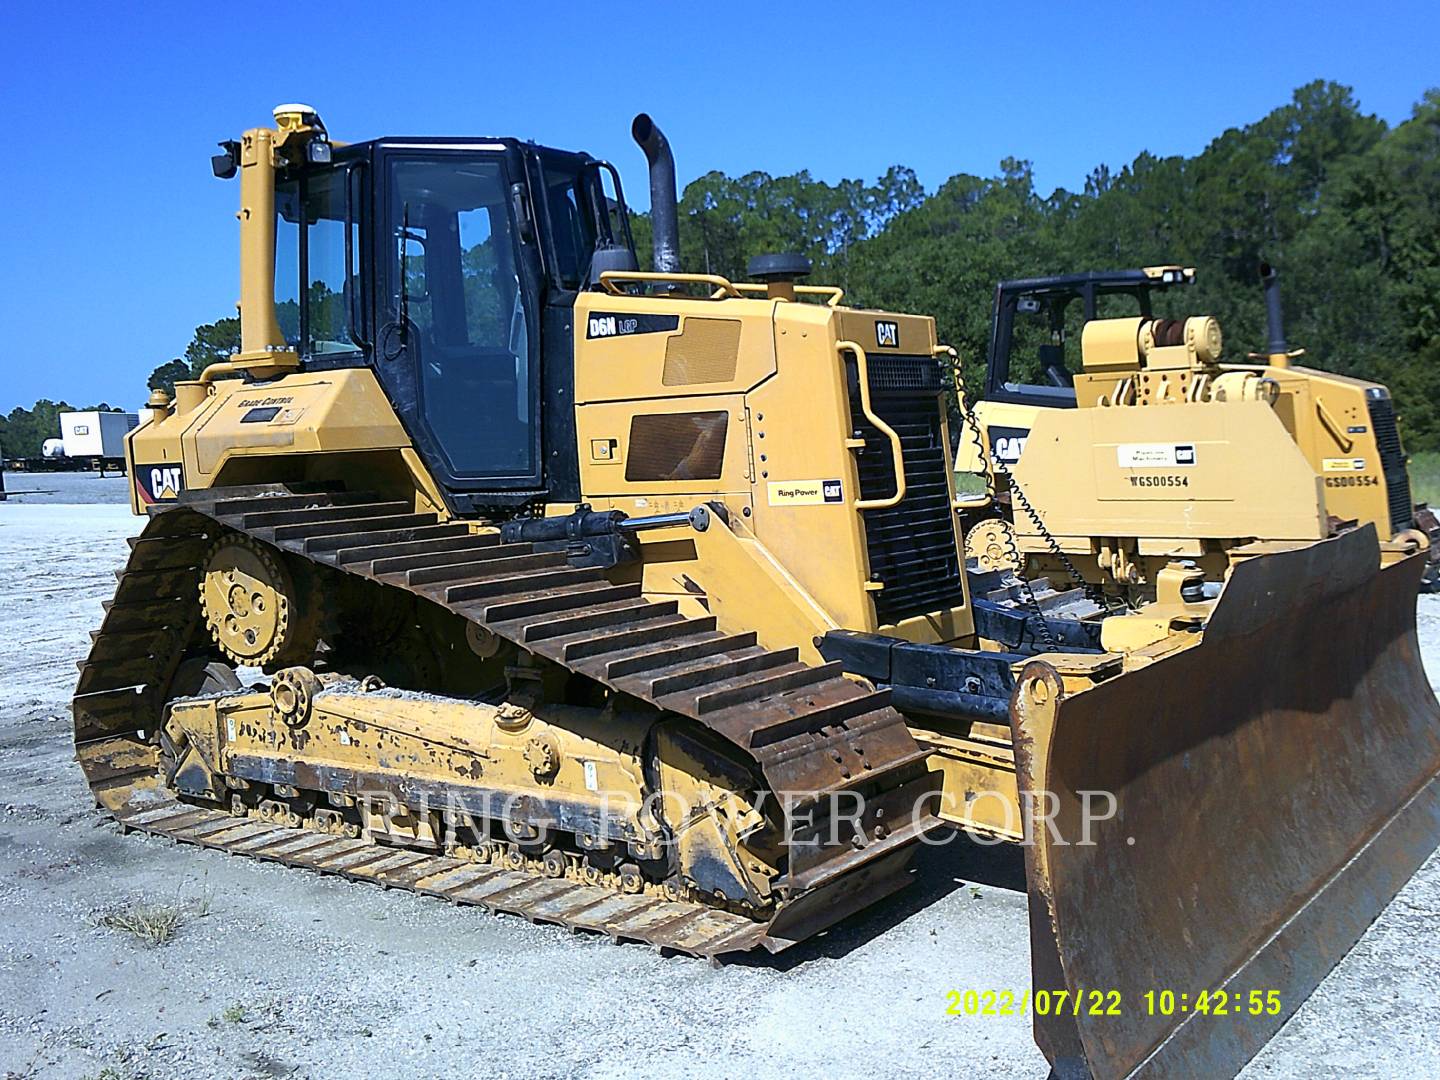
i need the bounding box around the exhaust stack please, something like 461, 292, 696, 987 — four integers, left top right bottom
1259, 262, 1291, 368
631, 113, 680, 274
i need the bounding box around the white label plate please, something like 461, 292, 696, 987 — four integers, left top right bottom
1116, 443, 1197, 468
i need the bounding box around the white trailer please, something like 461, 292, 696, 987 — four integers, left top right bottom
59, 411, 138, 461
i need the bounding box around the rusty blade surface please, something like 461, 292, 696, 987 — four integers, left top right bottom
1012, 527, 1440, 1080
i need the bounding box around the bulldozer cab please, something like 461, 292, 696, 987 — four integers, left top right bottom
984, 266, 1196, 408
267, 133, 634, 511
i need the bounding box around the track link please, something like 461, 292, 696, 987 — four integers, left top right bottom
73, 485, 937, 957
114, 799, 767, 957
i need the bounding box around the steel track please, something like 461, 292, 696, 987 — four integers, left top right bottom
73, 485, 937, 958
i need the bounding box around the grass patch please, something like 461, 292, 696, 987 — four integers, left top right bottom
207, 995, 286, 1030
96, 903, 183, 947
953, 470, 989, 497
1409, 451, 1440, 508
92, 890, 211, 948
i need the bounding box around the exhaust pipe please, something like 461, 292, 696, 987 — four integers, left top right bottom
1259, 262, 1290, 367
631, 113, 680, 273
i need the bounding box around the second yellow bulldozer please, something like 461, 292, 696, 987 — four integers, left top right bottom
954, 263, 1440, 596
73, 106, 1440, 1079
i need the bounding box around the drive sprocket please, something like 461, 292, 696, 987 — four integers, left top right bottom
199, 533, 320, 669
966, 517, 1021, 574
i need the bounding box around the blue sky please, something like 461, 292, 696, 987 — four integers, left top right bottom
3, 0, 1437, 412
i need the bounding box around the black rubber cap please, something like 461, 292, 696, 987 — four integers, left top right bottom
747, 253, 812, 282
588, 243, 639, 284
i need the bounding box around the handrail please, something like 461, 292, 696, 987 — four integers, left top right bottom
839, 339, 907, 510
1315, 396, 1355, 454
733, 282, 846, 307
597, 270, 846, 306
597, 270, 743, 299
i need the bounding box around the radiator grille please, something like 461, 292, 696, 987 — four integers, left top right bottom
1367, 394, 1414, 534
864, 354, 946, 394
846, 354, 966, 624
625, 412, 728, 482
663, 319, 742, 386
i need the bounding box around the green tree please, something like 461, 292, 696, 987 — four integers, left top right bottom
147, 359, 191, 397
184, 317, 242, 378
1288, 89, 1440, 446
629, 166, 923, 295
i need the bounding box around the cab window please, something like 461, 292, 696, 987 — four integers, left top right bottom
275, 169, 361, 356
389, 156, 535, 479
540, 165, 598, 288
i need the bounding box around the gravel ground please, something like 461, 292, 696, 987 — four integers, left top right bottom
0, 472, 131, 506
1, 500, 1437, 1079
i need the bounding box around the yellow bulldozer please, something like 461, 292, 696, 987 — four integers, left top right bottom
74, 106, 1440, 1079
954, 264, 1440, 596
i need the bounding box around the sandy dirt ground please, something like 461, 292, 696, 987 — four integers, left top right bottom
1, 490, 1437, 1079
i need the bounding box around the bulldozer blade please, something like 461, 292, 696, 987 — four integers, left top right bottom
1011, 526, 1440, 1080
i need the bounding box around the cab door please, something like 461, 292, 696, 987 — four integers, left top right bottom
373, 145, 545, 505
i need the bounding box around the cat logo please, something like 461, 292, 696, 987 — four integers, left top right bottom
135, 463, 184, 505
993, 436, 1027, 462
875, 321, 899, 348
989, 425, 1031, 464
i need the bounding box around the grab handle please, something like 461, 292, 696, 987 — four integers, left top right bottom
838, 339, 906, 510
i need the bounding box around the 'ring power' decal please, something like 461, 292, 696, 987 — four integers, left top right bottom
767, 479, 844, 506
135, 463, 185, 504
